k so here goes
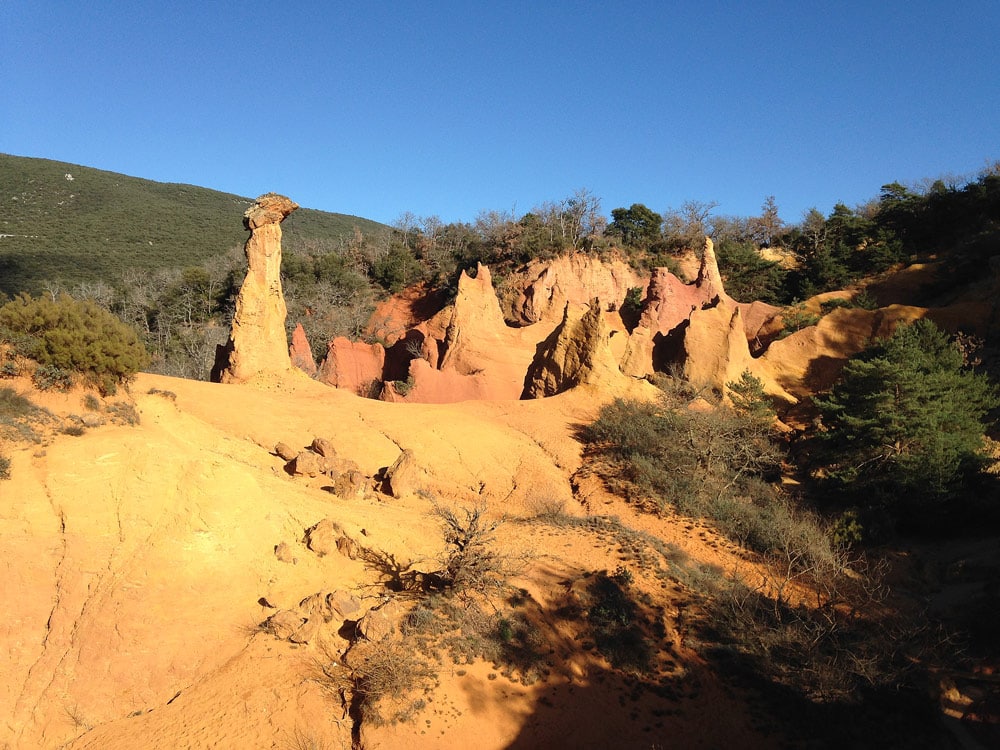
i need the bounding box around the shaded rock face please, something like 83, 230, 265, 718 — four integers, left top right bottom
212, 193, 299, 383
366, 281, 449, 347
522, 299, 626, 398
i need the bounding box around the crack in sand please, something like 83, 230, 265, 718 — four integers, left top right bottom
12, 473, 69, 739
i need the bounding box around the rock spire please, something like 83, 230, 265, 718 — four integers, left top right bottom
212, 193, 298, 383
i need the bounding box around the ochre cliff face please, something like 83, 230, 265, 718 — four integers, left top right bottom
213, 193, 298, 383
505, 252, 645, 325
522, 298, 627, 398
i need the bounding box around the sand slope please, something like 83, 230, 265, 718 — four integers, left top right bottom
2, 373, 779, 749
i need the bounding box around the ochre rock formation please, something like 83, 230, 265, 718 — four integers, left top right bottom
638, 239, 732, 336
668, 298, 795, 403
317, 337, 386, 395
758, 304, 929, 397
506, 252, 645, 325
289, 323, 317, 376
408, 264, 557, 401
213, 193, 299, 383
366, 281, 449, 347
522, 299, 628, 398
619, 325, 656, 379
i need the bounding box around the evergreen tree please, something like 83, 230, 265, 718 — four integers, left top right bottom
814, 320, 998, 520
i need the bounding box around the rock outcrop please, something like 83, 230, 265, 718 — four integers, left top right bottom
522, 299, 627, 398
506, 252, 645, 325
212, 193, 299, 383
639, 238, 733, 336
316, 337, 386, 395
289, 323, 317, 376
390, 265, 557, 402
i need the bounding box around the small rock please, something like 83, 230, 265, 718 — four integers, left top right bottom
357, 600, 403, 642
292, 451, 325, 477
336, 534, 361, 559
288, 616, 321, 644
384, 449, 418, 498
332, 469, 367, 499
274, 442, 298, 461
265, 610, 306, 640
311, 437, 336, 458
274, 541, 297, 564
304, 518, 344, 556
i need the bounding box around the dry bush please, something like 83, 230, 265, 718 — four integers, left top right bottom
431, 502, 515, 599
345, 638, 435, 727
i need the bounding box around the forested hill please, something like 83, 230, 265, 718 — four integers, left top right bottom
0, 154, 388, 297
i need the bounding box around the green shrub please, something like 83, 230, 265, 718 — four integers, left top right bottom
725, 370, 775, 422
0, 293, 149, 395
0, 453, 10, 480
32, 364, 73, 391
819, 291, 878, 314
392, 375, 415, 397
583, 394, 839, 575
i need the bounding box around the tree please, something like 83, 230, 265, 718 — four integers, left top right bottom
607, 203, 662, 248
814, 320, 998, 519
748, 195, 784, 247
715, 238, 789, 304
662, 199, 718, 251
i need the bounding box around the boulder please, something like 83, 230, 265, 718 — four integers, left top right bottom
212, 193, 299, 383
274, 442, 298, 461
291, 451, 325, 477
356, 599, 403, 642
310, 437, 336, 459
383, 449, 427, 498
298, 590, 362, 623
264, 610, 306, 641
304, 519, 360, 558
331, 470, 367, 501
264, 590, 362, 645
274, 541, 297, 564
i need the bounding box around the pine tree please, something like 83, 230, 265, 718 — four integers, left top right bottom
815, 320, 998, 516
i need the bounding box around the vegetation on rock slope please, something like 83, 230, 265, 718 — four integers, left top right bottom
0, 153, 388, 297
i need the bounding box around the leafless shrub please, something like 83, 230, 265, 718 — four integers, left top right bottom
431, 502, 515, 600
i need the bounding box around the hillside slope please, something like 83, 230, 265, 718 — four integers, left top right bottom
0, 154, 387, 296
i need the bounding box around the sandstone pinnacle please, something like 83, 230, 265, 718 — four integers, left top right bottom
212, 193, 299, 383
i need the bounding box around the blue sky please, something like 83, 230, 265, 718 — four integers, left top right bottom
3, 1, 998, 227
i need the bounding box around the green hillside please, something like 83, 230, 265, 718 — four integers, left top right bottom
0, 154, 388, 296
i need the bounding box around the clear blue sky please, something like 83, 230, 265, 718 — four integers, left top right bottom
3, 1, 998, 227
